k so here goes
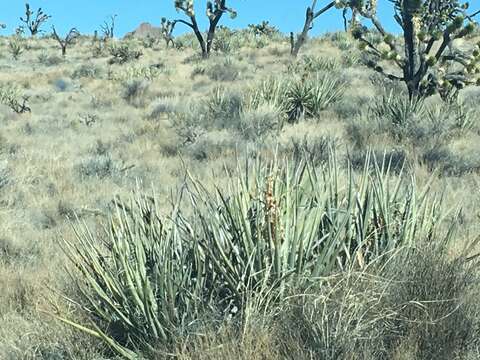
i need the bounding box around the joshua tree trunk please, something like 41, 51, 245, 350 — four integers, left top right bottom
291, 0, 336, 57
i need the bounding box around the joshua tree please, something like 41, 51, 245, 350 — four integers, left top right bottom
170, 0, 237, 58
248, 21, 279, 37
160, 17, 175, 48
101, 15, 117, 39
52, 26, 80, 56
341, 0, 480, 100
290, 0, 337, 57
20, 3, 51, 36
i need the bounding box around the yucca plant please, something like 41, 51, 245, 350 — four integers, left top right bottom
369, 91, 426, 141
285, 73, 345, 122
56, 151, 448, 358
183, 150, 445, 313
248, 73, 345, 123
56, 194, 210, 358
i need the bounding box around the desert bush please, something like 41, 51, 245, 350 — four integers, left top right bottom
37, 52, 63, 66
149, 98, 177, 119
183, 129, 238, 161
8, 36, 25, 60
203, 87, 243, 128
72, 63, 102, 79
288, 55, 341, 74
238, 103, 282, 140
348, 148, 408, 174
171, 105, 207, 145
0, 83, 31, 114
211, 26, 234, 54
76, 153, 123, 180
379, 239, 480, 359
278, 271, 394, 359
111, 64, 166, 82
193, 57, 245, 82
108, 43, 142, 64
284, 135, 337, 166
278, 237, 480, 360
121, 79, 149, 106
366, 92, 430, 142
422, 146, 480, 177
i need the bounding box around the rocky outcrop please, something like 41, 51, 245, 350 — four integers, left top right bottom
124, 22, 161, 39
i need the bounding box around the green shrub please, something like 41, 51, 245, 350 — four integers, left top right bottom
108, 43, 142, 64
248, 73, 345, 123
284, 73, 345, 122
58, 152, 449, 358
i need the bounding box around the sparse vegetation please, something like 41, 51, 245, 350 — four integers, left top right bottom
0, 3, 479, 360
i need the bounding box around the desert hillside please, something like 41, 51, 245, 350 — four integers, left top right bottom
0, 15, 480, 360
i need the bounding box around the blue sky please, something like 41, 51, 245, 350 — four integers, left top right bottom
0, 1, 398, 37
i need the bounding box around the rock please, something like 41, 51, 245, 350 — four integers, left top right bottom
124, 22, 161, 39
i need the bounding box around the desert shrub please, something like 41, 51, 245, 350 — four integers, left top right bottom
369, 92, 426, 141
278, 238, 480, 360
333, 94, 368, 119
211, 26, 234, 54
149, 98, 177, 119
288, 55, 341, 74
37, 52, 63, 66
76, 153, 123, 179
327, 31, 354, 51
170, 104, 207, 146
183, 130, 238, 161
8, 36, 25, 60
108, 43, 142, 64
278, 272, 394, 359
238, 103, 282, 140
203, 87, 243, 128
422, 146, 480, 177
58, 153, 447, 357
72, 63, 102, 79
0, 237, 41, 265
348, 148, 408, 174
379, 240, 480, 359
121, 79, 149, 106
194, 57, 245, 82
0, 83, 30, 114
284, 135, 337, 166
111, 64, 165, 82
174, 88, 280, 141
